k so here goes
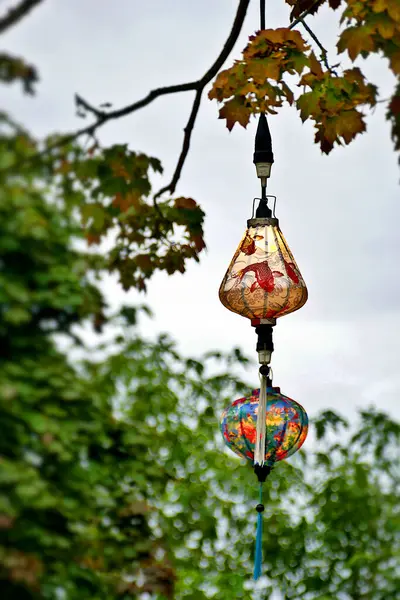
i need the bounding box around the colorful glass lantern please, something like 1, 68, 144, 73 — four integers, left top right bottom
220, 387, 308, 466
215, 53, 310, 579
219, 217, 307, 326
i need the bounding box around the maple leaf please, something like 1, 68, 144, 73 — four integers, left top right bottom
112, 191, 141, 212
282, 81, 294, 105
297, 89, 321, 121
374, 13, 396, 39
389, 94, 400, 115
309, 51, 324, 78
389, 50, 400, 75
174, 197, 198, 210
337, 26, 376, 60
315, 129, 335, 154
191, 234, 206, 252
219, 98, 251, 130
335, 109, 366, 144
372, 0, 388, 12
135, 254, 153, 272
286, 0, 326, 20
247, 58, 281, 82
386, 0, 400, 22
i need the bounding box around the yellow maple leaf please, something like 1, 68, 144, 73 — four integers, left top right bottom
337, 26, 376, 61
219, 98, 251, 130
308, 51, 324, 78
247, 58, 281, 82
375, 14, 396, 38
335, 109, 366, 144
387, 0, 400, 22
372, 0, 388, 13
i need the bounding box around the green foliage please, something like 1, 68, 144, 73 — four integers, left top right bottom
1, 116, 205, 294
0, 53, 38, 94
1, 123, 399, 597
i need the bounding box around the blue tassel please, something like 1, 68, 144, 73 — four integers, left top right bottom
253, 484, 264, 580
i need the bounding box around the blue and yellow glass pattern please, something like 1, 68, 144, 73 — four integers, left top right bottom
220, 387, 308, 466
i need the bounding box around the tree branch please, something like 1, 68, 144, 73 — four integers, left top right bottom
289, 0, 326, 29
297, 17, 336, 73
154, 0, 251, 198
288, 1, 337, 74
0, 0, 44, 35
3, 0, 251, 197
154, 89, 202, 200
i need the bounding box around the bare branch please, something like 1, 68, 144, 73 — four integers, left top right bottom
154, 0, 251, 198
298, 18, 336, 73
2, 0, 250, 195
154, 89, 202, 200
76, 82, 199, 122
0, 0, 44, 35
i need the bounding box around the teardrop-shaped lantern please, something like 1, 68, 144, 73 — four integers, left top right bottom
220, 387, 308, 466
219, 217, 307, 326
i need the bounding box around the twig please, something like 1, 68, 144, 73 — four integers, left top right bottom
154, 0, 250, 198
288, 0, 325, 29
154, 89, 202, 200
74, 81, 198, 122
298, 18, 335, 73
0, 0, 43, 34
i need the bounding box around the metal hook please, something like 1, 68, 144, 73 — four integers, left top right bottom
251, 195, 277, 219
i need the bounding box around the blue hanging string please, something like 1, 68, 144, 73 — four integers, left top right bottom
253, 482, 264, 580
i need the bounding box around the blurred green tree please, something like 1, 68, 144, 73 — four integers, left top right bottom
0, 122, 399, 599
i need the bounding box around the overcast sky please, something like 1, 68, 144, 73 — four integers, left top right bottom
2, 0, 400, 421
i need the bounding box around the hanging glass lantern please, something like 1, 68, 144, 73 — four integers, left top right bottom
220, 387, 308, 466
219, 216, 307, 326
215, 58, 310, 579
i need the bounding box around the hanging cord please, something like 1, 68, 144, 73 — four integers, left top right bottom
258, 0, 269, 202
260, 0, 266, 30
254, 482, 264, 580
254, 364, 270, 466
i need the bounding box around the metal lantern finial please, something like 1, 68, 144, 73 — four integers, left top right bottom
253, 113, 274, 185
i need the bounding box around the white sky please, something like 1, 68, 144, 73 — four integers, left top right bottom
2, 0, 400, 421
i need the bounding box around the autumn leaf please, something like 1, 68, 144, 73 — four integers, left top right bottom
191, 234, 206, 252
282, 81, 294, 105
337, 26, 376, 60
386, 0, 400, 22
389, 50, 400, 75
247, 58, 281, 82
174, 197, 198, 210
285, 0, 326, 20
86, 233, 101, 245
372, 0, 388, 12
389, 93, 400, 115
219, 98, 251, 130
251, 28, 308, 52
335, 109, 366, 144
135, 254, 153, 272
374, 13, 396, 38
297, 90, 321, 121
112, 191, 141, 212
309, 51, 324, 78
